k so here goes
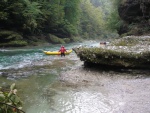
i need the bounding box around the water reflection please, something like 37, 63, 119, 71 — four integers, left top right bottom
39, 82, 123, 113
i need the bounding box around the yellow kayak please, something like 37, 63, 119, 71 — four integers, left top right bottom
43, 49, 72, 55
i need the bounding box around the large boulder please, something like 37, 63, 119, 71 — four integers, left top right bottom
73, 36, 150, 69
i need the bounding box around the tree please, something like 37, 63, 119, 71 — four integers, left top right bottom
106, 0, 122, 32
22, 0, 43, 34
80, 0, 104, 38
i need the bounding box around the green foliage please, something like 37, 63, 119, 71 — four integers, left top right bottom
39, 1, 65, 28
70, 36, 83, 42
0, 30, 27, 47
0, 31, 23, 41
106, 10, 123, 31
0, 83, 24, 113
80, 0, 105, 38
0, 0, 81, 44
64, 0, 80, 26
62, 20, 78, 35
106, 0, 123, 32
0, 12, 8, 20
37, 0, 80, 37
63, 38, 70, 43
47, 34, 65, 44
22, 0, 43, 33
82, 32, 89, 39
0, 0, 123, 46
0, 0, 25, 29
0, 40, 28, 47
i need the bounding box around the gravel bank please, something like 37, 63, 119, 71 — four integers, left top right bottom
60, 65, 150, 113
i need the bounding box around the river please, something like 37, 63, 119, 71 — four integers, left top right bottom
0, 41, 99, 112
0, 41, 150, 113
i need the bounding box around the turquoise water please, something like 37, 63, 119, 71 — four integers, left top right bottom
0, 41, 99, 70
0, 41, 100, 112
0, 41, 118, 113
0, 44, 71, 70
1, 41, 149, 113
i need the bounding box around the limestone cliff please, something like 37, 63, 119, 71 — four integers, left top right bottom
118, 0, 150, 35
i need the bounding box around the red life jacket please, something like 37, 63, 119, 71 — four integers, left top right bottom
59, 47, 66, 53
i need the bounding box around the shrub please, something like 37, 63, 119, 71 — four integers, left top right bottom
0, 83, 24, 113
0, 31, 23, 42
63, 38, 70, 43
0, 40, 28, 47
70, 36, 83, 42
48, 34, 65, 44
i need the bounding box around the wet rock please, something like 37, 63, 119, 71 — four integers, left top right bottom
1, 72, 9, 77
73, 36, 150, 69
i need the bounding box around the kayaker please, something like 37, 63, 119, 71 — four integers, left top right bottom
59, 46, 67, 57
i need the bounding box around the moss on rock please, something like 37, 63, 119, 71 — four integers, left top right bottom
74, 47, 150, 69
47, 34, 65, 44
0, 40, 28, 47
73, 36, 150, 69
0, 30, 28, 47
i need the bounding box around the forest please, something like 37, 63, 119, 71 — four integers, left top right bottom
0, 0, 119, 47
0, 0, 150, 112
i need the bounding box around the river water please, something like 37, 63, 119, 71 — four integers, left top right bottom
0, 41, 150, 113
0, 41, 101, 113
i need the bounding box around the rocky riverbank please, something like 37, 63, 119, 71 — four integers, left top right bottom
73, 36, 150, 69
59, 65, 150, 113
57, 35, 150, 112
